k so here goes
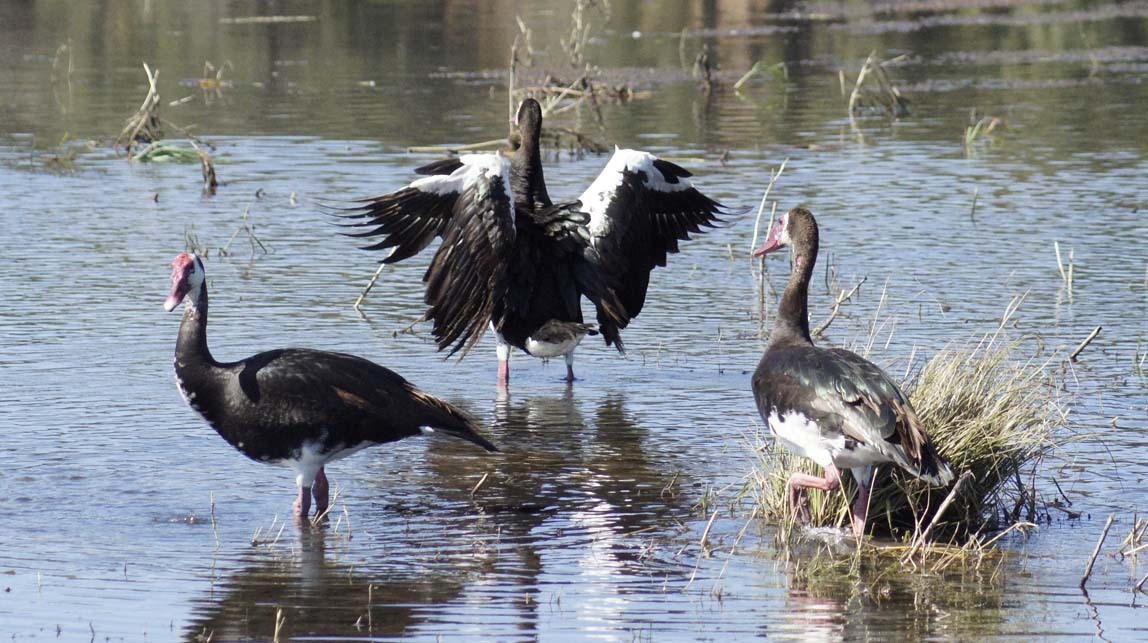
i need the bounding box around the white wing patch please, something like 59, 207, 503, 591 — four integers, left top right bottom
409, 153, 512, 199
579, 147, 694, 237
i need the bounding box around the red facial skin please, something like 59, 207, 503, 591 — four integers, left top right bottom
164, 253, 197, 311
753, 215, 787, 257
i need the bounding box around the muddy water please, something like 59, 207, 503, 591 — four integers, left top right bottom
1, 0, 1146, 640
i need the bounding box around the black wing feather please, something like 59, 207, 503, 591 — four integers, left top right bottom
423, 168, 516, 356
416, 158, 465, 176
577, 151, 733, 346
205, 348, 496, 459
332, 156, 516, 357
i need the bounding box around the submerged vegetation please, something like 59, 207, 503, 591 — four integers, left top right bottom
751, 308, 1068, 555
846, 51, 910, 119
115, 62, 219, 194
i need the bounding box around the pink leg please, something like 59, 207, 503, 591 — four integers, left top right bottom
786, 465, 842, 524
293, 485, 312, 520
851, 484, 871, 539
497, 359, 510, 387
565, 352, 576, 383
312, 468, 330, 517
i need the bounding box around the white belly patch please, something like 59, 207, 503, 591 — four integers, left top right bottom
525, 334, 583, 358
766, 410, 836, 467
767, 409, 893, 470
274, 438, 370, 488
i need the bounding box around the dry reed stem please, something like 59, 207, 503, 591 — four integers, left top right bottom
903, 470, 973, 563
813, 276, 867, 337
272, 607, 286, 642
115, 63, 162, 155
1117, 517, 1145, 557
1081, 513, 1115, 589
406, 139, 506, 154
311, 486, 343, 526
209, 492, 220, 551
847, 52, 875, 117
251, 515, 286, 547
847, 52, 909, 120
470, 472, 491, 499
748, 158, 788, 254
1069, 326, 1102, 362
367, 583, 374, 631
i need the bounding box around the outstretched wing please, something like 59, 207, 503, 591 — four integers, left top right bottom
336, 154, 516, 357
575, 148, 732, 346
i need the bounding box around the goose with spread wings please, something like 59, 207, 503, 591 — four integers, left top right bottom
336, 98, 736, 385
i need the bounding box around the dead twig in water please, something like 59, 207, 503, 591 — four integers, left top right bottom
218, 207, 269, 259
1069, 326, 1101, 362
749, 158, 789, 254
272, 607, 286, 642
733, 60, 788, 94
116, 63, 163, 155
847, 52, 909, 120
813, 276, 867, 338
209, 492, 220, 551
311, 486, 343, 527
251, 515, 286, 547
1081, 513, 1115, 589
470, 472, 491, 500
191, 139, 218, 195
1055, 241, 1075, 294
902, 471, 973, 563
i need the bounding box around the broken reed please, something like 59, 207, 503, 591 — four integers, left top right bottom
115, 62, 219, 194
752, 331, 1065, 542
846, 51, 909, 119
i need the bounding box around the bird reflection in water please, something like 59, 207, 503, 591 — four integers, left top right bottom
187, 391, 707, 640
183, 528, 469, 641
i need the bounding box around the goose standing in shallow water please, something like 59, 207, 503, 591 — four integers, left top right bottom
336, 98, 735, 386
751, 208, 953, 538
164, 253, 497, 520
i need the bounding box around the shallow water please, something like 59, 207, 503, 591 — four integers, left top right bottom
1, 0, 1147, 640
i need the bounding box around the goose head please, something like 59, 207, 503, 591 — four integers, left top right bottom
164, 253, 205, 312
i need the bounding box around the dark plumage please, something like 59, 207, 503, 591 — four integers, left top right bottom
165, 253, 496, 520
335, 98, 736, 385
751, 208, 953, 538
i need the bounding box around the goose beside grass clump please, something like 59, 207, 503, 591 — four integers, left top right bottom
750, 210, 1064, 542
